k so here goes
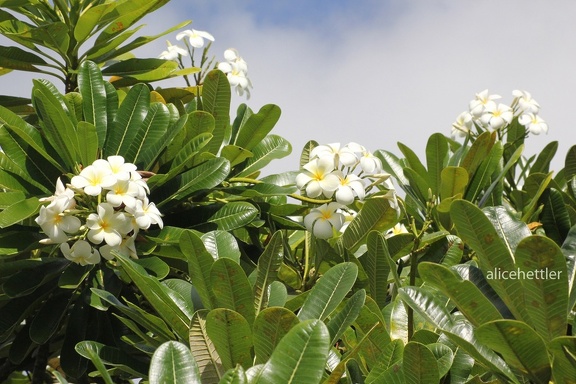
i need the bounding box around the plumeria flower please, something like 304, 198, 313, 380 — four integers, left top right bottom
71, 160, 117, 196
218, 48, 253, 98
106, 179, 139, 209
60, 240, 101, 266
479, 103, 513, 130
176, 29, 215, 48
296, 157, 340, 198
469, 89, 501, 117
223, 48, 248, 73
518, 113, 548, 135
311, 143, 358, 167
159, 41, 188, 61
512, 90, 540, 114
100, 234, 137, 261
107, 156, 137, 181
126, 197, 164, 230
86, 203, 133, 247
358, 150, 383, 174
304, 203, 346, 239
451, 111, 473, 138
333, 171, 366, 205
35, 196, 81, 243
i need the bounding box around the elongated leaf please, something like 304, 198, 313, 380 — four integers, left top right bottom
105, 84, 149, 156
540, 188, 571, 246
210, 258, 255, 325
208, 202, 259, 231
398, 142, 428, 183
202, 69, 231, 154
0, 45, 47, 72
75, 341, 114, 384
149, 341, 201, 384
206, 308, 253, 371
201, 230, 241, 263
253, 231, 284, 315
0, 197, 41, 228
461, 131, 496, 176
298, 262, 358, 321
403, 342, 440, 384
440, 166, 468, 200
339, 193, 400, 251
29, 293, 70, 344
180, 231, 216, 309
476, 320, 551, 384
364, 231, 391, 308
403, 167, 430, 203
76, 121, 98, 166
252, 307, 300, 364
418, 262, 502, 326
548, 336, 576, 384
254, 319, 329, 384
218, 365, 247, 384
514, 235, 568, 340
364, 339, 404, 384
426, 133, 449, 196
561, 225, 576, 312
234, 104, 281, 151
125, 102, 170, 163
189, 309, 224, 382
115, 254, 191, 341
530, 141, 558, 175
78, 60, 108, 148
326, 289, 365, 346
237, 134, 292, 177
450, 200, 527, 320
139, 114, 187, 170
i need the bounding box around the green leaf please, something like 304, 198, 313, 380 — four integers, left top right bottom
450, 200, 528, 321
476, 320, 551, 384
201, 230, 241, 263
365, 339, 404, 383
237, 134, 292, 177
149, 341, 201, 384
418, 262, 502, 326
0, 45, 47, 72
126, 102, 171, 163
298, 262, 358, 321
326, 289, 366, 346
208, 202, 259, 231
514, 235, 568, 340
218, 365, 248, 384
234, 104, 281, 151
398, 142, 428, 184
76, 121, 98, 166
75, 341, 114, 384
403, 342, 440, 384
0, 197, 41, 228
548, 336, 576, 384
565, 144, 576, 182
339, 194, 400, 251
206, 308, 253, 371
115, 254, 191, 341
202, 69, 231, 154
461, 131, 496, 176
32, 22, 69, 56
364, 231, 392, 308
139, 114, 187, 170
252, 307, 300, 364
29, 293, 70, 344
530, 141, 558, 175
253, 319, 330, 384
180, 231, 216, 309
561, 226, 576, 313
78, 61, 108, 148
105, 83, 149, 157
189, 309, 224, 382
210, 258, 255, 325
221, 145, 253, 167
253, 231, 284, 315
440, 166, 468, 200
540, 188, 571, 246
426, 133, 449, 196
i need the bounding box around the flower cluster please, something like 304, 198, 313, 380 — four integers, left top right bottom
217, 48, 253, 99
452, 89, 548, 138
297, 142, 393, 239
35, 156, 162, 266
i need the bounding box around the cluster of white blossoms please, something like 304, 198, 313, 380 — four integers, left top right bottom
158, 29, 215, 60
217, 48, 253, 98
35, 156, 163, 266
297, 142, 393, 239
452, 89, 548, 138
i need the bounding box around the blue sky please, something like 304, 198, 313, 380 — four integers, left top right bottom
3, 0, 576, 175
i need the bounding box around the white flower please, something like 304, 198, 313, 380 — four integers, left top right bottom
451, 111, 473, 138
479, 103, 513, 130
107, 156, 137, 181
333, 172, 365, 205
518, 113, 548, 135
296, 157, 340, 198
390, 223, 409, 236
304, 203, 345, 239
359, 151, 382, 174
159, 41, 188, 61
469, 89, 501, 118
176, 29, 214, 49
311, 143, 358, 167
71, 160, 116, 196
223, 48, 248, 73
60, 240, 101, 266
512, 90, 540, 114
35, 196, 81, 243
218, 48, 252, 98
100, 234, 137, 260
126, 197, 163, 230
105, 179, 139, 209
86, 203, 133, 247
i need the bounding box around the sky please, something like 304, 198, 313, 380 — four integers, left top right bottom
3, 0, 576, 175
